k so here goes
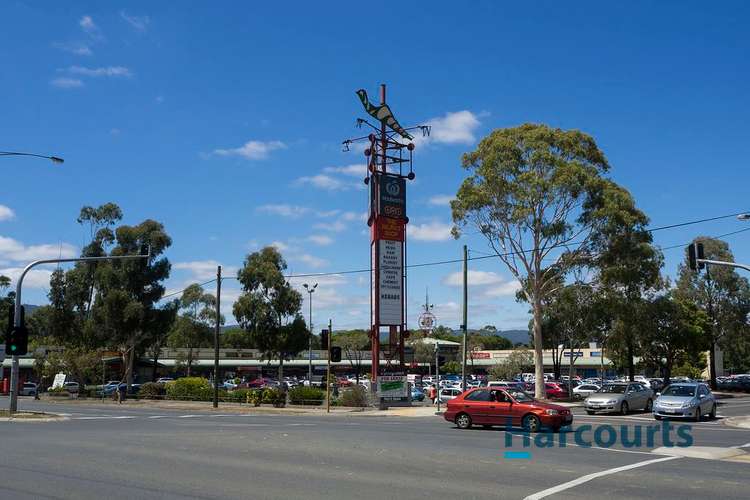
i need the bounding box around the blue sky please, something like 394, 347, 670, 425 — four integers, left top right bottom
1, 1, 749, 331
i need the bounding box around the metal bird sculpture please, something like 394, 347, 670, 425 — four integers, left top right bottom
356, 89, 414, 140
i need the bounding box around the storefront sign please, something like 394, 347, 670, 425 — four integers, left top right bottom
378, 175, 406, 219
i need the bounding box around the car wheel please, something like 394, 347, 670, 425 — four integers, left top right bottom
709, 404, 717, 419
455, 413, 472, 429
694, 407, 701, 422
620, 402, 629, 415
522, 414, 541, 433
644, 399, 653, 412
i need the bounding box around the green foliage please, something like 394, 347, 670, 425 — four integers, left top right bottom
288, 386, 325, 405
260, 387, 286, 406
339, 385, 369, 407
165, 377, 212, 401
224, 388, 256, 403
221, 328, 254, 349
672, 361, 703, 380
442, 360, 461, 374
489, 349, 534, 381
233, 247, 307, 381
138, 382, 165, 399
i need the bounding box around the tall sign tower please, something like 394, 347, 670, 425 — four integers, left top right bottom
343, 84, 429, 385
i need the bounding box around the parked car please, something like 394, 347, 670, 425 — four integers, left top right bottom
653, 383, 717, 421
572, 384, 600, 400
63, 382, 80, 393
411, 387, 425, 402
156, 377, 174, 384
20, 382, 38, 396
585, 382, 654, 414
444, 387, 573, 432
438, 387, 462, 403
526, 382, 569, 399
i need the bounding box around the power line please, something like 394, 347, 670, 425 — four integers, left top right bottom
158, 211, 750, 298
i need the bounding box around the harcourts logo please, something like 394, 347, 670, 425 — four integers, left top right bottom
502, 420, 693, 460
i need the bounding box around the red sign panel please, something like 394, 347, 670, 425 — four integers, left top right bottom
374, 217, 404, 242
470, 352, 491, 359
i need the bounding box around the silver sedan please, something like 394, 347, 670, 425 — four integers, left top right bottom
653, 383, 716, 421
585, 382, 654, 415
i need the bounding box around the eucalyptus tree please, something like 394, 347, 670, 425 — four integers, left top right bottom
168, 284, 223, 376
675, 237, 750, 389
233, 247, 307, 384
452, 124, 647, 397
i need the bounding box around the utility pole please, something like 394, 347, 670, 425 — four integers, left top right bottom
9, 251, 149, 413
303, 283, 317, 383
461, 245, 468, 392
326, 318, 332, 413
213, 265, 222, 408
435, 341, 441, 414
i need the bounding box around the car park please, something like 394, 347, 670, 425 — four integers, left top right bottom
653, 383, 716, 421
444, 387, 573, 432
438, 387, 462, 403
585, 382, 654, 414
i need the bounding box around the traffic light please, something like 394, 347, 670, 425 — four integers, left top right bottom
320, 329, 329, 350
5, 305, 28, 356
330, 346, 342, 363
687, 242, 706, 271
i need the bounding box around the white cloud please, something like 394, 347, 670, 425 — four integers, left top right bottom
294, 254, 328, 269
50, 77, 84, 89
79, 15, 98, 35
256, 204, 309, 218
120, 10, 150, 32
307, 235, 334, 246
270, 241, 290, 252
65, 66, 133, 78
173, 260, 237, 281
214, 140, 286, 160
294, 174, 348, 191
313, 220, 348, 232
407, 221, 453, 241
0, 236, 77, 262
0, 205, 15, 221
52, 41, 92, 56
427, 110, 481, 145
323, 164, 367, 178
442, 270, 504, 287
0, 268, 53, 290
428, 194, 454, 206
483, 281, 522, 298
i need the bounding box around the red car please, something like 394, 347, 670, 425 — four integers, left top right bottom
526, 382, 569, 399
443, 387, 573, 432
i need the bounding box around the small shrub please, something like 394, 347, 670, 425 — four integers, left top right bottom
247, 389, 263, 406
261, 387, 285, 406
340, 385, 369, 407
224, 388, 254, 403
288, 386, 324, 406
165, 377, 212, 401
138, 382, 165, 399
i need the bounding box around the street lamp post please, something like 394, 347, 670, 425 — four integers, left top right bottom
303, 283, 317, 384
0, 151, 64, 164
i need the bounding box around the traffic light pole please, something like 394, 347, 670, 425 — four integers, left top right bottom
326, 318, 332, 414
8, 252, 149, 413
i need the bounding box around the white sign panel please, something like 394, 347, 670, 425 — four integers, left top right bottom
52, 372, 67, 389
378, 375, 408, 398
378, 239, 403, 325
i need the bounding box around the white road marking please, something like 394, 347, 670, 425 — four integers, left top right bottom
504, 432, 658, 456
523, 456, 680, 500
731, 442, 750, 448
75, 416, 135, 420
178, 414, 201, 418
148, 415, 169, 419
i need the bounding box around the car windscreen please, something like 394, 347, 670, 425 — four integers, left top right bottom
598, 385, 626, 393
662, 385, 696, 397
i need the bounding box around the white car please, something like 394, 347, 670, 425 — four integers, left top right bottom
437, 387, 462, 403
20, 382, 38, 396
572, 384, 600, 399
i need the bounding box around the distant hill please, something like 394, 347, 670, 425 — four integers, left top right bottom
494, 329, 529, 345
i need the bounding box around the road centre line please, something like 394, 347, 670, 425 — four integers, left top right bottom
522, 456, 680, 500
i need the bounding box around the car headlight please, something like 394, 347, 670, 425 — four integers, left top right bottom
545, 409, 559, 415
681, 400, 695, 409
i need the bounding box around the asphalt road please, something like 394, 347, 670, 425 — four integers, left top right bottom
1, 396, 749, 500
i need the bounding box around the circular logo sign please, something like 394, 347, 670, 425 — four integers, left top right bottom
418, 312, 436, 331
386, 179, 401, 196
